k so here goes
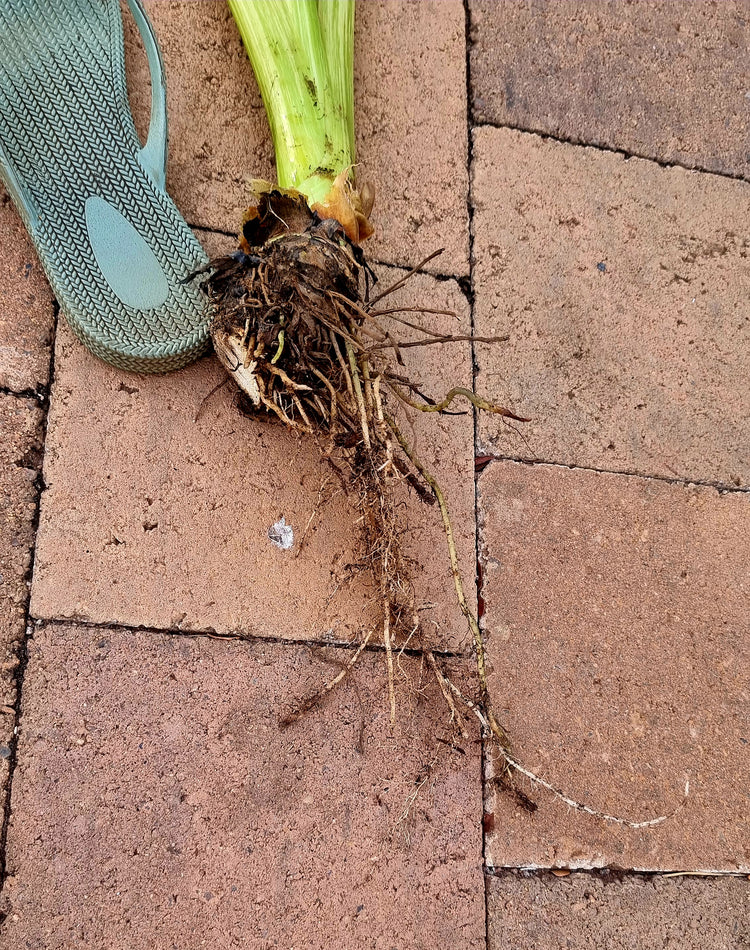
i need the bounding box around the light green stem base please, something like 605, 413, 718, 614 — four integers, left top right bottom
228, 0, 354, 202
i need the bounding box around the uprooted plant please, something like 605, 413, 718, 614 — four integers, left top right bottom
197, 0, 683, 827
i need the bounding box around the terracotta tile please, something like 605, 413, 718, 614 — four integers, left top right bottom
0, 395, 44, 790
0, 191, 55, 393
472, 127, 750, 487
0, 623, 484, 949
487, 871, 750, 949
124, 0, 469, 275
470, 0, 750, 180
479, 461, 749, 872
30, 263, 475, 651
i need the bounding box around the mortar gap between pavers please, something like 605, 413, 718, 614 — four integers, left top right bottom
33, 616, 471, 661
475, 455, 750, 495
471, 121, 750, 186
0, 386, 46, 404
0, 313, 57, 888
485, 865, 750, 881
189, 221, 237, 240
463, 4, 492, 946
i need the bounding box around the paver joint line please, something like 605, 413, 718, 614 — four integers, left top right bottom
0, 386, 47, 404
0, 291, 58, 893
472, 120, 750, 187
0, 627, 32, 887
190, 223, 475, 288
478, 454, 750, 496
486, 866, 750, 880
462, 5, 494, 949
0, 312, 57, 889
29, 616, 472, 662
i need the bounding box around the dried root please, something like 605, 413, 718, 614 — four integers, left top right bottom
198, 188, 684, 827
199, 187, 515, 725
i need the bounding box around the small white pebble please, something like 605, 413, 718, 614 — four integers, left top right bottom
268, 516, 294, 550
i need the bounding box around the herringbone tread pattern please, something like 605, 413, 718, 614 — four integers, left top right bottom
0, 0, 210, 373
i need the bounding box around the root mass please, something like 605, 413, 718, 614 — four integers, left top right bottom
197, 189, 680, 828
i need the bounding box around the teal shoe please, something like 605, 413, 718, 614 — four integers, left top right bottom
0, 0, 210, 373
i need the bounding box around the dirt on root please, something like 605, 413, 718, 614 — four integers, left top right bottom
198, 188, 522, 770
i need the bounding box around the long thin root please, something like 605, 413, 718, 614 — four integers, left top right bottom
278, 628, 375, 727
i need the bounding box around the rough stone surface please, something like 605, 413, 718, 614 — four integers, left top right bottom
123, 1, 275, 238
352, 0, 469, 275
472, 127, 750, 487
124, 0, 469, 276
31, 264, 475, 651
487, 871, 750, 950
0, 395, 43, 790
479, 461, 749, 872
0, 623, 484, 949
0, 191, 55, 393
469, 0, 750, 181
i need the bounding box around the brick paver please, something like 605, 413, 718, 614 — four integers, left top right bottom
470, 0, 750, 181
479, 460, 749, 872
125, 0, 470, 276
0, 192, 55, 394
0, 623, 484, 950
472, 126, 750, 487
31, 266, 475, 651
487, 871, 749, 949
0, 395, 43, 794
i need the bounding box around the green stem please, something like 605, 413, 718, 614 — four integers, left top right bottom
317, 0, 355, 162
228, 0, 355, 207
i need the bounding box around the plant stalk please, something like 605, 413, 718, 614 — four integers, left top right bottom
228, 0, 372, 240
